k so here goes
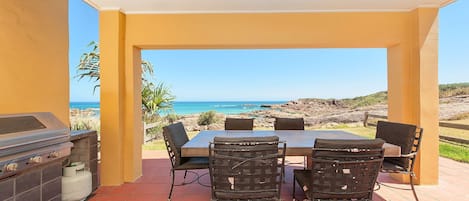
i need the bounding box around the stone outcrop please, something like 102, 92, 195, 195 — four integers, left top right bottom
177, 95, 469, 131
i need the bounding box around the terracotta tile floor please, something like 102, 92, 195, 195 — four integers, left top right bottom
90, 150, 469, 201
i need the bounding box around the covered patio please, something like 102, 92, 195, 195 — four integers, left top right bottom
0, 0, 460, 200
86, 0, 449, 187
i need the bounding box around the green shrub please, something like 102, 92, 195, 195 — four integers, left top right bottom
145, 123, 164, 140
439, 82, 469, 97
165, 113, 180, 123
342, 91, 388, 108
198, 111, 218, 125
70, 117, 100, 132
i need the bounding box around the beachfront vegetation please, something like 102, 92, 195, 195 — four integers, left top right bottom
439, 82, 469, 97
70, 116, 100, 132
342, 91, 388, 109
197, 110, 218, 125
165, 113, 180, 123
75, 41, 171, 116
75, 41, 175, 140
76, 41, 154, 92
75, 41, 100, 93
142, 82, 175, 119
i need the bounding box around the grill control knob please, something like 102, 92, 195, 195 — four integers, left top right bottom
49, 151, 60, 158
29, 156, 42, 164
5, 163, 18, 172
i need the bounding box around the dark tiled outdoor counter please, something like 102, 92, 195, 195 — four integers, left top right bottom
70, 130, 99, 192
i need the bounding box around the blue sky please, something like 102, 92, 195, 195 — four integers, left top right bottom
69, 0, 469, 102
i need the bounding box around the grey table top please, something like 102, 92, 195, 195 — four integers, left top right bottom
181, 130, 401, 157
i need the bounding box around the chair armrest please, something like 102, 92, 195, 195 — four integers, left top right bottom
400, 152, 417, 158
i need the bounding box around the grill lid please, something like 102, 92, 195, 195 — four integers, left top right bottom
0, 112, 70, 157
0, 116, 46, 134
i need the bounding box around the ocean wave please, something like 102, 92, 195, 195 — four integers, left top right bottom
213, 104, 238, 108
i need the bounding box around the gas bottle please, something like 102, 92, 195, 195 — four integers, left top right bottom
62, 162, 92, 201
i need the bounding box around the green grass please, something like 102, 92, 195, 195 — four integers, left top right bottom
439, 141, 469, 162
142, 141, 166, 150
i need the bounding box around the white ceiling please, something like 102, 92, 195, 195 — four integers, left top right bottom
84, 0, 455, 14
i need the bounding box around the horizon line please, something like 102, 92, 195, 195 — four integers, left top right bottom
70, 100, 290, 103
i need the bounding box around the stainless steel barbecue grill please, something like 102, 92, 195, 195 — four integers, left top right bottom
0, 112, 73, 201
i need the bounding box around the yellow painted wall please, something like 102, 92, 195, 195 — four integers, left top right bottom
0, 0, 69, 124
126, 12, 408, 48
387, 8, 439, 184
99, 11, 127, 185
99, 10, 441, 185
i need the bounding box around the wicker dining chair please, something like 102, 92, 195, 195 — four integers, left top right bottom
293, 138, 385, 201
209, 136, 286, 201
224, 118, 254, 130
163, 122, 209, 201
375, 121, 424, 201
274, 117, 306, 179
274, 117, 305, 130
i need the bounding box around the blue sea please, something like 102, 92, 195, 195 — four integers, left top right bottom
70, 101, 285, 115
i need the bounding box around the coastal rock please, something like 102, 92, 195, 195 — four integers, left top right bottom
174, 97, 469, 131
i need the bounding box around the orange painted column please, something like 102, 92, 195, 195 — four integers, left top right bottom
387, 8, 439, 185
123, 47, 143, 182
413, 8, 440, 185
99, 10, 126, 186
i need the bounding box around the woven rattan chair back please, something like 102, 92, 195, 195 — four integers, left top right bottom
163, 122, 190, 168
274, 117, 305, 130
224, 118, 254, 130
294, 139, 384, 201
209, 136, 286, 201
376, 121, 423, 201
376, 121, 422, 169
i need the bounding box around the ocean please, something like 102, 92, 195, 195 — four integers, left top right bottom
70, 101, 285, 115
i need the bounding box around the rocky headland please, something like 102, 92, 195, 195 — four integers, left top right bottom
178, 94, 469, 131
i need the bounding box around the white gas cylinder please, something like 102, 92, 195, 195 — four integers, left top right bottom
62, 162, 92, 201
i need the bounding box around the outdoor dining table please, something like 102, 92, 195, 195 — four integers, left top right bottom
181, 130, 401, 158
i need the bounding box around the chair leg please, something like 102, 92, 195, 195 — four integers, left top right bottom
410, 173, 419, 201
375, 181, 381, 191
303, 156, 307, 169
183, 170, 188, 182
282, 167, 286, 183
292, 174, 296, 201
168, 169, 175, 201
